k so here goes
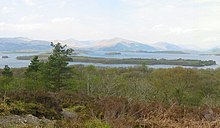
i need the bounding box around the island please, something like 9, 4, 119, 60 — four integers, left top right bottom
2, 56, 9, 58
105, 52, 121, 55
200, 53, 220, 56
16, 55, 216, 67
125, 51, 189, 54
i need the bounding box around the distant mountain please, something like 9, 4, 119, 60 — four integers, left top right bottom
92, 38, 156, 51
209, 47, 220, 53
0, 37, 51, 52
56, 38, 94, 48
0, 37, 197, 52
152, 42, 183, 51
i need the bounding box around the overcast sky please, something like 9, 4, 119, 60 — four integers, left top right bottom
0, 0, 219, 49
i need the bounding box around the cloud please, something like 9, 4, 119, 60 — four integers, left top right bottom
0, 22, 43, 31
151, 24, 211, 34
58, 0, 68, 8
24, 0, 35, 6
20, 15, 44, 22
121, 0, 220, 7
0, 17, 78, 32
0, 0, 219, 48
51, 17, 77, 23
193, 0, 220, 4
0, 6, 14, 14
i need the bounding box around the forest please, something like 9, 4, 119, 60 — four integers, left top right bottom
1, 43, 220, 127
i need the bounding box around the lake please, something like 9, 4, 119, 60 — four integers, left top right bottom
0, 51, 220, 69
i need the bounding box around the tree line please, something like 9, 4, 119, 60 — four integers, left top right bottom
1, 42, 73, 92
1, 42, 220, 107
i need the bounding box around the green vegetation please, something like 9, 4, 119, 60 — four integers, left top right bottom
69, 57, 216, 67
105, 52, 121, 55
200, 53, 220, 56
42, 42, 73, 91
25, 56, 42, 74
2, 65, 13, 77
1, 42, 220, 127
84, 119, 111, 128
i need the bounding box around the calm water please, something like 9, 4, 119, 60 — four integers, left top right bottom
0, 53, 34, 68
1, 51, 220, 69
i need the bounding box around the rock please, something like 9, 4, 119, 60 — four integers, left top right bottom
0, 115, 21, 125
61, 110, 77, 119
202, 107, 216, 121
24, 114, 43, 125
0, 114, 54, 127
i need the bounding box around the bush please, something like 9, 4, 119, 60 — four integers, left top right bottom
84, 119, 111, 128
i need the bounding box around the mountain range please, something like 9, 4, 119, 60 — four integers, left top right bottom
152, 42, 183, 51
59, 37, 186, 51
0, 37, 211, 52
209, 47, 220, 53
0, 37, 51, 52
90, 38, 156, 51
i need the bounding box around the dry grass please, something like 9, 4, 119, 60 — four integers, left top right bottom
2, 91, 220, 128
95, 98, 220, 128
135, 103, 220, 128
54, 94, 220, 128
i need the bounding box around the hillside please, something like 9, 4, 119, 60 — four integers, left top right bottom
54, 38, 94, 49
92, 37, 156, 51
1, 43, 220, 127
152, 42, 183, 51
0, 37, 200, 52
0, 37, 51, 52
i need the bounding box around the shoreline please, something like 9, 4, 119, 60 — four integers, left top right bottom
16, 55, 217, 67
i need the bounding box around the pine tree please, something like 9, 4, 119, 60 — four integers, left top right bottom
25, 56, 42, 76
1, 65, 13, 101
2, 65, 13, 77
44, 42, 73, 91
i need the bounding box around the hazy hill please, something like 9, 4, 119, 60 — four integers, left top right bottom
152, 42, 183, 51
209, 47, 220, 53
56, 38, 94, 49
0, 37, 197, 52
92, 38, 156, 51
0, 37, 51, 52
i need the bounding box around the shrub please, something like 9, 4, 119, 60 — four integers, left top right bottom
84, 119, 111, 128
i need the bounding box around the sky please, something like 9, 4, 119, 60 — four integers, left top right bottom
0, 0, 220, 49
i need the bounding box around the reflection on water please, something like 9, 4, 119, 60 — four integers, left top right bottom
0, 51, 220, 69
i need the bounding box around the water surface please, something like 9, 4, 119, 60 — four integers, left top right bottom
1, 51, 220, 69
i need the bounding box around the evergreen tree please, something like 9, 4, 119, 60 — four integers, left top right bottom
2, 65, 13, 77
24, 56, 45, 90
1, 65, 13, 98
44, 42, 73, 91
25, 56, 42, 76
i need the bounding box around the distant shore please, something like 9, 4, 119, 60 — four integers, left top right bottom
16, 55, 216, 67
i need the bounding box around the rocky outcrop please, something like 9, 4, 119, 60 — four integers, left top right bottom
0, 114, 54, 127
61, 109, 78, 119
201, 107, 216, 121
